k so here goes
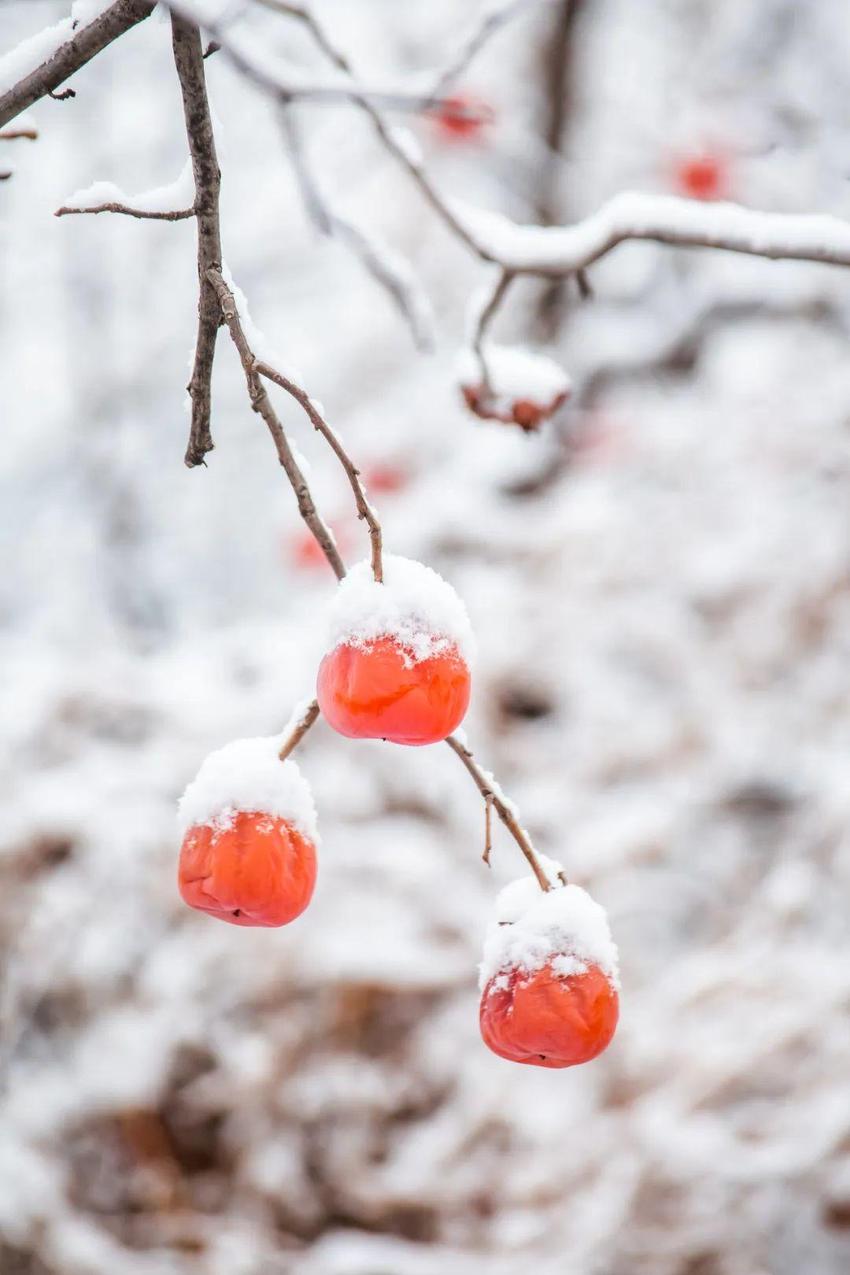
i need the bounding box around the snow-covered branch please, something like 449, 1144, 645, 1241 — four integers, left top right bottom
207, 267, 347, 581
253, 356, 384, 584
450, 190, 850, 276
445, 735, 552, 892
0, 0, 154, 131
55, 162, 195, 219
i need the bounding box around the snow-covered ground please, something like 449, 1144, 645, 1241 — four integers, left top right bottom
3, 2, 850, 1272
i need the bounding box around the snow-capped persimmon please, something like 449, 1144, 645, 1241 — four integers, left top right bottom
179, 810, 316, 927
431, 92, 494, 141
480, 961, 619, 1068
478, 874, 619, 1069
177, 737, 319, 927
317, 635, 470, 746
674, 152, 728, 201
317, 555, 475, 746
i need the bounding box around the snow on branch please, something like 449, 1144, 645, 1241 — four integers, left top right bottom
206, 266, 347, 581
449, 190, 850, 276
0, 0, 154, 131
55, 161, 195, 219
446, 735, 552, 892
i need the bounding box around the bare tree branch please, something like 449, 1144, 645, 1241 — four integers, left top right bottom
0, 127, 37, 141
470, 268, 514, 388
207, 267, 347, 581
279, 699, 320, 760
446, 735, 552, 891
163, 1, 470, 114
171, 14, 223, 467
55, 202, 194, 220
254, 358, 384, 583
431, 0, 551, 99
258, 0, 485, 256
281, 108, 435, 351
0, 0, 154, 131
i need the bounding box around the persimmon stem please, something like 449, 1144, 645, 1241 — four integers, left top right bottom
279, 700, 321, 762
445, 735, 551, 891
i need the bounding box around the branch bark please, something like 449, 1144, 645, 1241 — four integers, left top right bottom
445, 735, 552, 891
255, 359, 383, 583
55, 202, 193, 220
207, 267, 346, 581
171, 14, 222, 467
0, 0, 154, 130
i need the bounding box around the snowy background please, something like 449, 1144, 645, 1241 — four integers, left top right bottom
4, 2, 850, 1272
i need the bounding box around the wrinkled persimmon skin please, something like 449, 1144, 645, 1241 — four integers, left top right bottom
178, 811, 317, 927
480, 962, 618, 1069
317, 637, 471, 746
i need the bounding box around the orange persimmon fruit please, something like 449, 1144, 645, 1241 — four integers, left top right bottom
431, 92, 494, 141
179, 810, 317, 927
480, 961, 619, 1069
317, 636, 471, 746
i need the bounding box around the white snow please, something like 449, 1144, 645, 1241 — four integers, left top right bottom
458, 343, 571, 405
59, 160, 195, 214
323, 553, 476, 665
177, 736, 319, 844
0, 2, 115, 99
479, 869, 620, 991
450, 190, 850, 274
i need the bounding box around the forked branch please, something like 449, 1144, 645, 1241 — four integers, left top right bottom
255, 359, 383, 583
207, 267, 346, 581
446, 735, 552, 891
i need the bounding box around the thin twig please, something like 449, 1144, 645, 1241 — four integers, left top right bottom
279, 700, 320, 760
171, 14, 223, 468
255, 359, 383, 583
445, 735, 551, 891
0, 0, 154, 130
431, 0, 550, 99
483, 794, 494, 866
281, 108, 434, 351
207, 267, 346, 580
0, 128, 38, 141
260, 0, 486, 257
55, 202, 194, 220
163, 1, 468, 115
471, 268, 514, 389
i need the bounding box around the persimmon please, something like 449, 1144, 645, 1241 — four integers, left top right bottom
364, 462, 409, 495
480, 961, 619, 1068
177, 737, 319, 927
317, 635, 470, 746
179, 810, 317, 927
674, 152, 727, 201
431, 92, 493, 141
